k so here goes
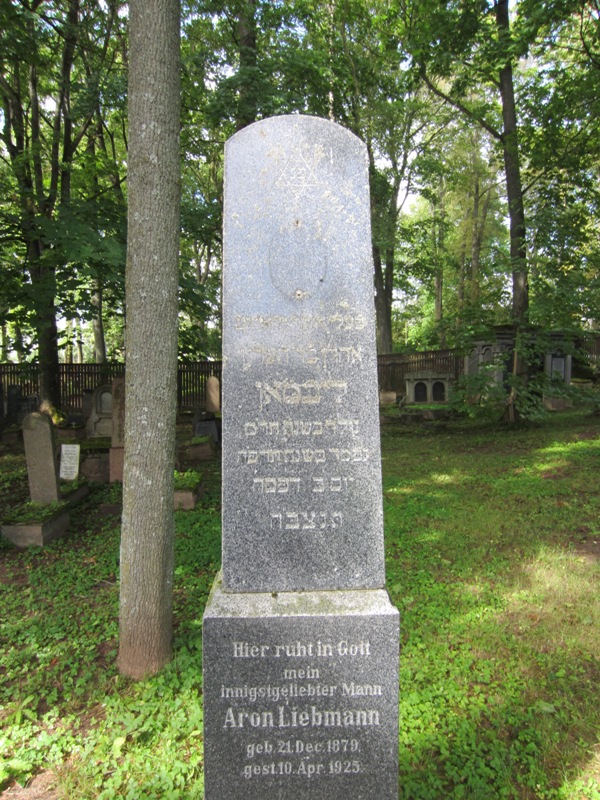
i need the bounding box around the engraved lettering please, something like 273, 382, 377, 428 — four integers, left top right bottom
342, 682, 382, 696
232, 642, 270, 658
285, 512, 300, 530
255, 381, 349, 410
242, 418, 360, 438
301, 512, 316, 529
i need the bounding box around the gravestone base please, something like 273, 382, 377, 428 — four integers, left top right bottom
174, 484, 203, 510
2, 510, 70, 548
203, 577, 399, 800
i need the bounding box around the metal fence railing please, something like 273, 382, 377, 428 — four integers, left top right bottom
0, 362, 222, 412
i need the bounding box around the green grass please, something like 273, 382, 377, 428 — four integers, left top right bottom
1, 408, 599, 798
382, 409, 600, 799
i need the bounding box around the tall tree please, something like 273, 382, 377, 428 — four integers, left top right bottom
400, 0, 529, 327
0, 0, 127, 388
118, 0, 180, 679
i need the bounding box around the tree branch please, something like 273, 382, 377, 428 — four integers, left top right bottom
419, 68, 503, 142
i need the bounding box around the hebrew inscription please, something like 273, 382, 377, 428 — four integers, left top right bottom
222, 116, 385, 592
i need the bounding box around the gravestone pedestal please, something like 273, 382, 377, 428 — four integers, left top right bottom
204, 580, 398, 799
203, 115, 399, 799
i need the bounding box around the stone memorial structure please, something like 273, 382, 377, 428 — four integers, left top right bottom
60, 444, 81, 481
202, 115, 399, 800
86, 383, 113, 438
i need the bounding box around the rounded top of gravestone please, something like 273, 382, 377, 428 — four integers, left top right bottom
227, 113, 365, 149
22, 412, 51, 430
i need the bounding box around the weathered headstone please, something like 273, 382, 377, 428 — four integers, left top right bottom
206, 375, 221, 413
22, 412, 61, 504
221, 117, 385, 594
203, 116, 399, 800
60, 444, 81, 481
193, 411, 219, 443
109, 377, 125, 482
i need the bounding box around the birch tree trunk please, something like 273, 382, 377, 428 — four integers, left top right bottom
118, 0, 181, 679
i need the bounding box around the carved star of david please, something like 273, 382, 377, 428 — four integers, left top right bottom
275, 153, 320, 198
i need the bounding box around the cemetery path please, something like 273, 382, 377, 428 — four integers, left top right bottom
574, 539, 600, 563
0, 772, 59, 800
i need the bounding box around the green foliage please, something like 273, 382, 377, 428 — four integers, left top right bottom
3, 501, 68, 525
173, 470, 202, 491
2, 0, 600, 361
449, 358, 510, 422
0, 459, 222, 796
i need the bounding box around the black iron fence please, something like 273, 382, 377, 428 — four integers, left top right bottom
3, 336, 598, 412
0, 362, 222, 412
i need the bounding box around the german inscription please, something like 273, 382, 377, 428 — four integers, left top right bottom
203, 587, 399, 800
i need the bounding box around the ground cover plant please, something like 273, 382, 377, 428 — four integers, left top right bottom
1, 408, 599, 798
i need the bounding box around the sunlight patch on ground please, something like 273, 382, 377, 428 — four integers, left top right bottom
430, 471, 465, 485
502, 547, 600, 656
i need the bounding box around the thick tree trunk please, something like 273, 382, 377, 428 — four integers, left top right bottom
373, 244, 393, 353
496, 0, 528, 324
28, 240, 61, 409
236, 0, 258, 131
118, 0, 181, 680
91, 283, 107, 363
496, 0, 529, 421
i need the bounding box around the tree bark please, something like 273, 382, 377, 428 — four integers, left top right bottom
235, 0, 258, 131
496, 0, 528, 324
118, 0, 181, 679
91, 282, 107, 364
373, 244, 393, 353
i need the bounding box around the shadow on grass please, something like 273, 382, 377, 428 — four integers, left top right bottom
382, 410, 600, 799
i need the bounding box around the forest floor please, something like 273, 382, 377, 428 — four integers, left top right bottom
1, 406, 599, 799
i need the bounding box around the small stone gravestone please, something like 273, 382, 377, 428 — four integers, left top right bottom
193, 411, 219, 444
202, 116, 399, 800
60, 444, 81, 481
23, 412, 61, 504
2, 413, 71, 547
206, 375, 220, 413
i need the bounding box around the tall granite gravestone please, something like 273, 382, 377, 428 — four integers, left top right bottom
202, 115, 399, 800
